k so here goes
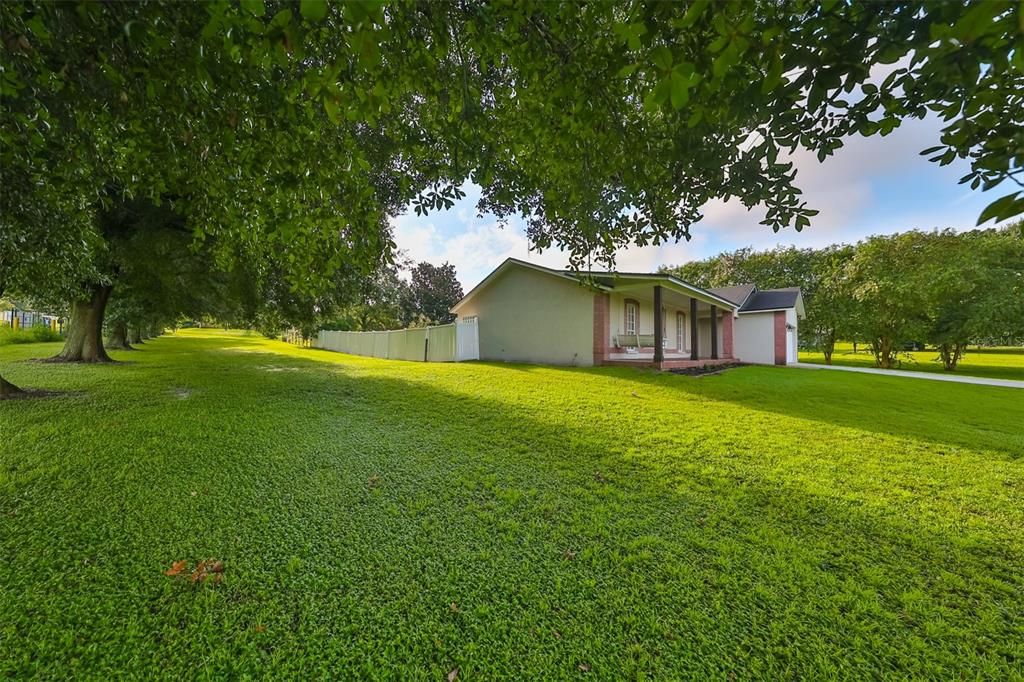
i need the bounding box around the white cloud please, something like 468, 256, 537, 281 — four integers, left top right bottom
391, 213, 567, 287
393, 112, 997, 289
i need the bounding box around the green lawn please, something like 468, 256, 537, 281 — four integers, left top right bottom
2, 330, 1022, 679
800, 342, 1024, 381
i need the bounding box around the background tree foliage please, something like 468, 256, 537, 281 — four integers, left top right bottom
664, 244, 857, 364
317, 258, 464, 332
403, 262, 464, 326
665, 223, 1024, 370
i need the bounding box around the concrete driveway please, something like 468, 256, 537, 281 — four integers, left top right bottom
794, 363, 1024, 389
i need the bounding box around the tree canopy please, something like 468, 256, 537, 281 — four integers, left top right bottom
2, 1, 1022, 390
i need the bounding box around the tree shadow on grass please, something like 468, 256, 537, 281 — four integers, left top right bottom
562, 363, 1024, 461
210, 349, 1024, 676
273, 339, 1024, 459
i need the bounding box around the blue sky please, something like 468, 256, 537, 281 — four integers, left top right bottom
392, 115, 1004, 289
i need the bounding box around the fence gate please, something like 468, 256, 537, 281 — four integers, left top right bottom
455, 319, 479, 361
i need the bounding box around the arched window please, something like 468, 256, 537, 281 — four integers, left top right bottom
624, 299, 639, 336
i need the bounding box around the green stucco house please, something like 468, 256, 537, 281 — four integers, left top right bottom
451, 258, 803, 369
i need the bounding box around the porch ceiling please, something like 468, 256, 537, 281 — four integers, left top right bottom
612, 282, 731, 313
608, 276, 737, 310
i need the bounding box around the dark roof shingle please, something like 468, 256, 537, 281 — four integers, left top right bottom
707, 284, 756, 306
740, 288, 801, 312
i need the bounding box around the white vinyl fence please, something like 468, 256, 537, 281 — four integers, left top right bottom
314, 318, 479, 363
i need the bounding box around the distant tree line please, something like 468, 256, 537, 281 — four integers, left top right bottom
663, 223, 1024, 371
282, 259, 465, 338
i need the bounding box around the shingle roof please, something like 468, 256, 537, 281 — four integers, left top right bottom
707, 284, 756, 307
740, 287, 801, 312
452, 258, 765, 313
557, 268, 739, 309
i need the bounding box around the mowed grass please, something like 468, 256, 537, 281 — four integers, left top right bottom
1, 330, 1022, 679
800, 342, 1024, 381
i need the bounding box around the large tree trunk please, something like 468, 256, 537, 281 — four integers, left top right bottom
873, 337, 897, 369
0, 373, 23, 398
939, 342, 965, 371
821, 329, 836, 365
52, 285, 113, 362
129, 325, 144, 345
105, 320, 133, 350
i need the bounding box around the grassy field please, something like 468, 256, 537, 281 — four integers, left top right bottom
799, 342, 1024, 381
0, 325, 63, 346
2, 330, 1022, 679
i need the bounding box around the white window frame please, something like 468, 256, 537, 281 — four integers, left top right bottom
624, 300, 638, 336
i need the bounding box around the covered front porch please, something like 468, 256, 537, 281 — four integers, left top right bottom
602, 355, 739, 370
592, 274, 737, 370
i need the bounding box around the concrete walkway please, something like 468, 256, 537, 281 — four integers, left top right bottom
794, 362, 1024, 389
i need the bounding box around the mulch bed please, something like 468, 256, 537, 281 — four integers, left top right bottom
668, 362, 746, 377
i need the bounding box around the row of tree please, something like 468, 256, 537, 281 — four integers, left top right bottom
317, 260, 464, 335
665, 223, 1024, 370
2, 1, 1021, 395
6, 245, 464, 359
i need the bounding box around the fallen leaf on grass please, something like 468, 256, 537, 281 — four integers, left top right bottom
202, 559, 224, 582
563, 549, 577, 560
447, 668, 459, 682
254, 624, 267, 633
579, 663, 590, 672
449, 602, 459, 613
368, 474, 381, 489
164, 560, 187, 576
165, 558, 225, 583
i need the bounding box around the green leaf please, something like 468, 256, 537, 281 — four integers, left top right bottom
977, 192, 1022, 225
241, 0, 266, 17
270, 8, 293, 27
677, 0, 710, 29
651, 46, 673, 71
670, 73, 689, 109
616, 63, 640, 78
651, 79, 671, 107
324, 96, 341, 124
761, 58, 784, 94
712, 43, 737, 79
670, 64, 697, 109
300, 0, 328, 23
